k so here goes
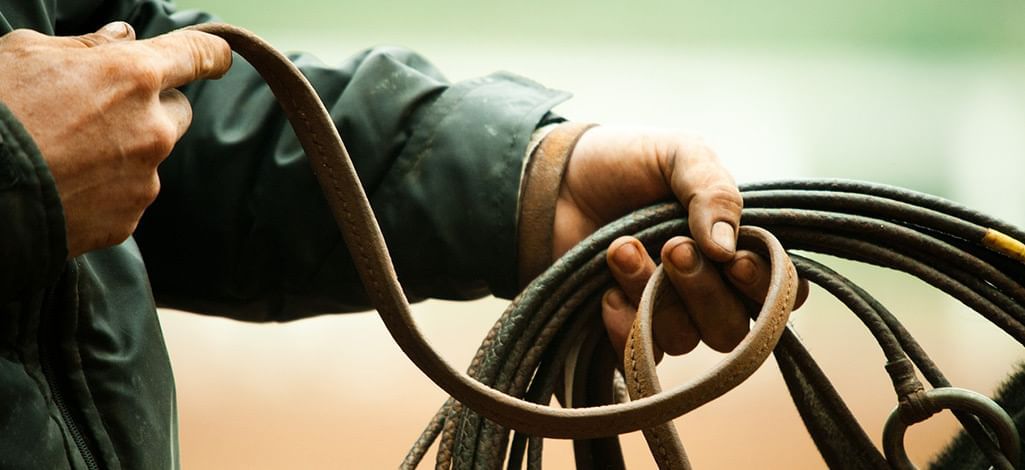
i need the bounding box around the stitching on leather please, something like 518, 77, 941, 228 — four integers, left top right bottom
751, 264, 793, 370
267, 52, 384, 304
627, 295, 673, 465
722, 247, 793, 388
647, 293, 672, 465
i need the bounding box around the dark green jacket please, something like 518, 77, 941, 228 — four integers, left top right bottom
0, 1, 567, 468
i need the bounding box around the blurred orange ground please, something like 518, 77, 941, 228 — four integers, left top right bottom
161, 259, 1024, 469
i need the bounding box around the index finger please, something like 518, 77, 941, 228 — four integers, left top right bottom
143, 29, 232, 90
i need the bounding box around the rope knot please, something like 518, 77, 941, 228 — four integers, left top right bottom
885, 358, 936, 424
898, 390, 936, 424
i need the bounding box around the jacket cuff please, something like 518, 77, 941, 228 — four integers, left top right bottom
516, 122, 597, 289
0, 101, 68, 301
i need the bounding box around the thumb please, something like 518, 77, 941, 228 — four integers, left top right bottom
662, 139, 742, 263
686, 183, 742, 263
143, 30, 232, 89
72, 21, 136, 47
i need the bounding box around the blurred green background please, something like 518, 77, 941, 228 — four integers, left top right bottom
163, 2, 1025, 468
176, 0, 1025, 222
179, 1, 1025, 55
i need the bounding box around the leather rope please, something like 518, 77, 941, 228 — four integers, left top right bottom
191, 24, 1024, 469
419, 185, 1025, 470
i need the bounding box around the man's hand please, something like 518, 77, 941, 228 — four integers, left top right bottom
0, 22, 231, 258
554, 126, 807, 358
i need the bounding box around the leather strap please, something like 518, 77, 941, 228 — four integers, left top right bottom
190, 23, 798, 440
624, 226, 795, 469
517, 122, 597, 288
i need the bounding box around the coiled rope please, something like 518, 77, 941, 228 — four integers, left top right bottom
192, 24, 1024, 469
404, 181, 1025, 469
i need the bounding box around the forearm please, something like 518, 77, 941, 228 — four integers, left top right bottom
121, 9, 568, 320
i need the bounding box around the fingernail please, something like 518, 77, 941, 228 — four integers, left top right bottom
668, 241, 701, 274
605, 289, 628, 310
730, 257, 757, 285
613, 242, 643, 274
101, 21, 130, 38
712, 221, 736, 254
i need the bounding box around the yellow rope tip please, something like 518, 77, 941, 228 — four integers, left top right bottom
982, 229, 1025, 264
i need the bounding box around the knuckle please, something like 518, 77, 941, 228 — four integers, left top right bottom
138, 64, 163, 92
123, 22, 137, 40
95, 54, 125, 80
179, 31, 231, 78
206, 36, 232, 75
113, 22, 136, 41
184, 35, 205, 79
148, 122, 178, 157
4, 28, 44, 45
693, 186, 743, 212
124, 56, 162, 92
702, 184, 742, 203
170, 91, 194, 126
143, 174, 162, 204
130, 181, 158, 212
130, 118, 177, 161
99, 53, 160, 92
73, 33, 102, 48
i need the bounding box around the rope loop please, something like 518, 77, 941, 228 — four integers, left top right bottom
883, 387, 1020, 470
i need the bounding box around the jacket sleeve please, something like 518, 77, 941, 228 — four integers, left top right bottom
98, 3, 570, 321
0, 101, 68, 304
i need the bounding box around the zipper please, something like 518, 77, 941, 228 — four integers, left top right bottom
41, 355, 100, 470
39, 263, 101, 470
